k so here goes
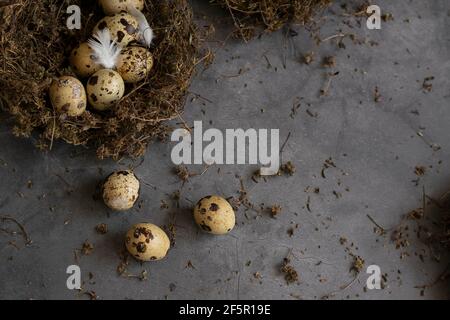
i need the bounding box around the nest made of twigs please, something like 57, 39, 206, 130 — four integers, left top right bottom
215, 0, 332, 40
0, 0, 200, 159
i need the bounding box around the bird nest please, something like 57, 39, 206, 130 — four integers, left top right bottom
0, 0, 200, 159
216, 0, 332, 40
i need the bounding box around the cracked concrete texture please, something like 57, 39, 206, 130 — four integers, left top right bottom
0, 0, 449, 299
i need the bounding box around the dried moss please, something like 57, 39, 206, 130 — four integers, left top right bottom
394, 191, 450, 256
214, 0, 332, 40
0, 0, 200, 159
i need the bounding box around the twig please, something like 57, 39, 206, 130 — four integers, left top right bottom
320, 33, 346, 42
0, 216, 32, 245
367, 214, 389, 234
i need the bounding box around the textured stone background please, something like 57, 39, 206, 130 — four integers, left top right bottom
0, 0, 449, 299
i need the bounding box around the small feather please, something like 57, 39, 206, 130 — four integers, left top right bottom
127, 5, 154, 47
87, 28, 121, 69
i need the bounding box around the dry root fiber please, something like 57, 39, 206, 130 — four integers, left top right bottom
394, 191, 450, 256
0, 0, 200, 159
215, 0, 331, 40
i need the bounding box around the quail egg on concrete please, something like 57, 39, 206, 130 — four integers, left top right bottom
193, 195, 236, 235
99, 0, 144, 15
102, 170, 140, 211
49, 76, 86, 117
125, 223, 170, 261
87, 69, 125, 111
93, 13, 139, 47
69, 42, 101, 78
116, 46, 154, 83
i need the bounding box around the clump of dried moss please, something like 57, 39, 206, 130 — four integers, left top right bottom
393, 191, 450, 258
214, 0, 332, 40
0, 0, 200, 159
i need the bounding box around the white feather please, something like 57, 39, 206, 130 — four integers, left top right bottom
127, 5, 154, 47
87, 28, 121, 69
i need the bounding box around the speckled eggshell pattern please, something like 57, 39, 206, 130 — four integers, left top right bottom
116, 46, 154, 83
93, 12, 139, 46
102, 171, 140, 211
49, 76, 86, 117
99, 0, 145, 15
125, 223, 170, 261
193, 195, 236, 235
70, 42, 101, 78
87, 69, 125, 111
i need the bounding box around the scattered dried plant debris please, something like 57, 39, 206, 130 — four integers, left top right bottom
279, 161, 296, 176
81, 241, 94, 256
303, 52, 315, 65
393, 189, 450, 263
280, 257, 299, 284
287, 224, 299, 237
0, 216, 33, 246
95, 223, 108, 235
164, 222, 177, 247
381, 12, 394, 22
268, 205, 282, 218
374, 86, 382, 103
160, 200, 169, 209
320, 71, 339, 96
82, 290, 98, 300
367, 214, 387, 236
0, 0, 202, 160
350, 255, 365, 274
117, 249, 148, 281
414, 166, 426, 176
422, 76, 434, 92
322, 56, 336, 68
214, 0, 332, 40
175, 165, 191, 183
117, 249, 130, 276
230, 177, 262, 214
321, 157, 336, 178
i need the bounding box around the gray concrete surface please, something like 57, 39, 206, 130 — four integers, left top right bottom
1, 0, 449, 300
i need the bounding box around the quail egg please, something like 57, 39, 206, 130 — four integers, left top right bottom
116, 46, 154, 83
69, 42, 101, 78
125, 223, 170, 261
99, 0, 144, 15
102, 170, 140, 211
193, 195, 235, 235
93, 12, 139, 47
87, 69, 125, 111
49, 76, 86, 117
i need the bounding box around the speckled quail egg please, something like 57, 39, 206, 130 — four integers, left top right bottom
102, 170, 140, 211
99, 0, 144, 15
116, 46, 154, 83
87, 69, 125, 110
93, 12, 139, 47
49, 76, 86, 117
125, 223, 170, 261
193, 195, 235, 235
69, 42, 101, 78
